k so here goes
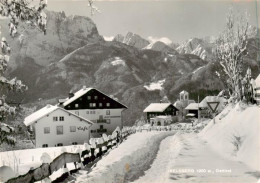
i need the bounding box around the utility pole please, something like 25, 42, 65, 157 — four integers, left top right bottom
198, 95, 200, 123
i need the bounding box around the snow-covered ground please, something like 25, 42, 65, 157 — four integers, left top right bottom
0, 144, 83, 182
200, 103, 260, 171
144, 79, 165, 91
75, 131, 175, 183
133, 133, 258, 183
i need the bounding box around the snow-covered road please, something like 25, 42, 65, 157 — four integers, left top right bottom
134, 133, 259, 183
74, 131, 176, 183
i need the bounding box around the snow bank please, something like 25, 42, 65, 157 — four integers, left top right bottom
144, 79, 165, 91
75, 131, 175, 183
200, 103, 260, 171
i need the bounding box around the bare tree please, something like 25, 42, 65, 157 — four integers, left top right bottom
216, 8, 250, 102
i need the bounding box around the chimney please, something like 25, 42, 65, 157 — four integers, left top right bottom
69, 92, 74, 99
82, 85, 87, 90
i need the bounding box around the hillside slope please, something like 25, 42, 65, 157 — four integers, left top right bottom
200, 103, 260, 171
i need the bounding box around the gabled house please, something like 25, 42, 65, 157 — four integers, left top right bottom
24, 105, 93, 148
60, 86, 127, 137
185, 103, 199, 118
143, 103, 178, 122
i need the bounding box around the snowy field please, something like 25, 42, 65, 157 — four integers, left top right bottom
144, 79, 165, 91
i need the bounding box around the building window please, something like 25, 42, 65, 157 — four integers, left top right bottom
99, 103, 102, 107
106, 103, 110, 107
106, 110, 110, 115
57, 143, 63, 147
91, 130, 96, 133
70, 126, 76, 132
100, 125, 103, 129
93, 103, 96, 107
53, 117, 58, 121
42, 144, 48, 148
57, 126, 63, 135
87, 96, 91, 100
94, 96, 98, 100
89, 103, 93, 108
106, 119, 111, 124
75, 104, 79, 108
72, 142, 78, 145
44, 127, 50, 134
59, 116, 64, 121
86, 111, 89, 114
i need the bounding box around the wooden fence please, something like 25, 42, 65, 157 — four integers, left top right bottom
6, 127, 137, 183
5, 125, 183, 183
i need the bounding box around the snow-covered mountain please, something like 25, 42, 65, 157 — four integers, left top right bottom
176, 38, 215, 61
113, 32, 150, 49
3, 11, 258, 125
143, 41, 178, 54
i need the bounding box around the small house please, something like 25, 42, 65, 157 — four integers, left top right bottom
143, 103, 178, 122
185, 103, 199, 118
24, 105, 93, 148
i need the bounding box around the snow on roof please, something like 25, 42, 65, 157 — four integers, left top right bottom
143, 103, 171, 112
180, 90, 188, 95
63, 87, 127, 108
63, 87, 92, 106
185, 103, 199, 110
24, 105, 93, 126
154, 115, 172, 119
255, 74, 260, 87
186, 113, 196, 117
188, 100, 196, 104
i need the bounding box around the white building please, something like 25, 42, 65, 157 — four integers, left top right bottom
150, 116, 172, 126
60, 87, 128, 138
24, 105, 93, 148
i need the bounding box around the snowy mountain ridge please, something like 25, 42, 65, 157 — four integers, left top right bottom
176, 38, 215, 61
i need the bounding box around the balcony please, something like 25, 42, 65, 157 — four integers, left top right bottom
97, 119, 107, 123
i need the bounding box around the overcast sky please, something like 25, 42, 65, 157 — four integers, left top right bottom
47, 0, 260, 43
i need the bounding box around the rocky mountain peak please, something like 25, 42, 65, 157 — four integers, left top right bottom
176, 38, 214, 61
1, 10, 104, 69
113, 32, 150, 49
144, 41, 178, 54
113, 34, 124, 42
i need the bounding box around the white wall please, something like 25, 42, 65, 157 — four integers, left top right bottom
67, 109, 124, 137
34, 109, 91, 148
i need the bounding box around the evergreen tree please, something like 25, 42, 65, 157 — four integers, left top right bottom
0, 0, 47, 145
